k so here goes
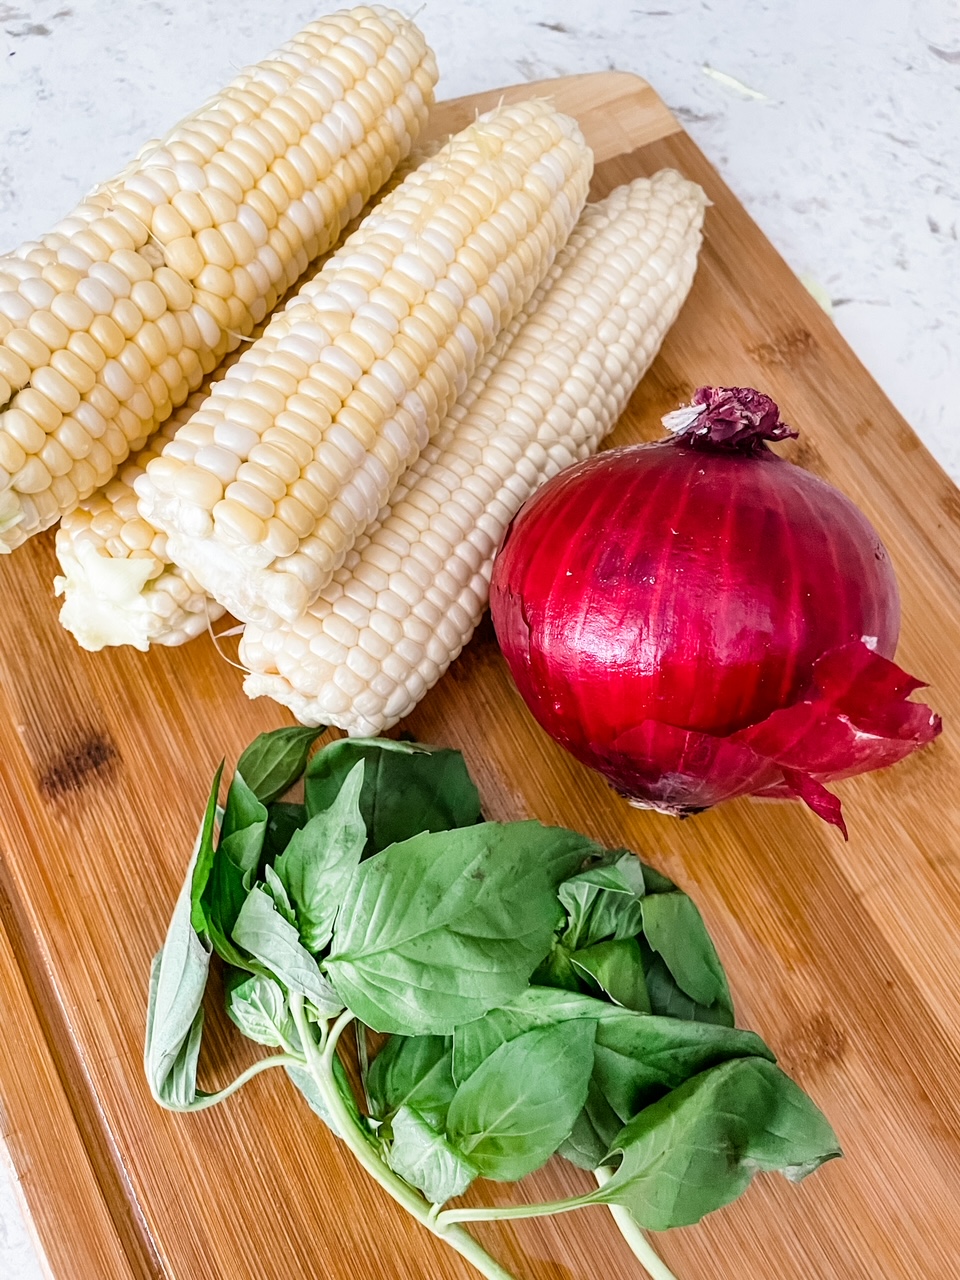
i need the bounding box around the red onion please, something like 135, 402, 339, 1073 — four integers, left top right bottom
489, 387, 941, 836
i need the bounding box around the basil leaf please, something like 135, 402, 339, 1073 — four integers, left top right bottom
218, 773, 267, 882
225, 971, 297, 1048
590, 1058, 842, 1229
232, 887, 342, 1015
274, 759, 365, 952
641, 894, 733, 1014
570, 938, 651, 1013
207, 922, 267, 976
221, 770, 268, 844
640, 863, 676, 895
169, 1009, 205, 1108
146, 952, 205, 1109
368, 1035, 456, 1126
643, 951, 735, 1026
263, 801, 308, 864
154, 770, 268, 1078
559, 1078, 625, 1172
592, 1013, 776, 1123
559, 855, 645, 951
200, 772, 269, 972
189, 761, 223, 936
236, 726, 323, 803
305, 738, 481, 855
571, 855, 646, 896
447, 1020, 597, 1181
530, 940, 582, 992
452, 987, 610, 1085
145, 837, 212, 1107
262, 863, 297, 925
386, 1106, 477, 1203
326, 822, 595, 1034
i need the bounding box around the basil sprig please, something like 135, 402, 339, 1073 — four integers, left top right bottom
146, 730, 840, 1280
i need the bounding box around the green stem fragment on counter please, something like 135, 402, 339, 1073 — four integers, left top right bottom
164, 1053, 303, 1114
435, 1170, 679, 1280
594, 1167, 680, 1280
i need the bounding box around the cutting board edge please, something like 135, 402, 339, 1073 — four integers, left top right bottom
0, 899, 140, 1280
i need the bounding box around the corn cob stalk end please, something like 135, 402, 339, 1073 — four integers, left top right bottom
54, 541, 164, 652
54, 527, 225, 651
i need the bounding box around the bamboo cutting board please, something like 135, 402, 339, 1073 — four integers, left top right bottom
1, 72, 959, 1280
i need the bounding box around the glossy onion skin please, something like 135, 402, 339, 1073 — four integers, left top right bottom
489, 439, 904, 814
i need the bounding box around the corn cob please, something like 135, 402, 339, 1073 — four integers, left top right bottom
50, 145, 449, 653
53, 384, 232, 652
240, 172, 708, 733
135, 101, 593, 629
0, 7, 437, 550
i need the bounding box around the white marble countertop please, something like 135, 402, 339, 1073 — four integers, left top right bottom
0, 1, 957, 1274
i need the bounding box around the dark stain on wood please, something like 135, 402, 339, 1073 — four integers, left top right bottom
39, 730, 119, 798
895, 421, 922, 454
749, 327, 815, 368
939, 487, 960, 528
654, 379, 697, 410
778, 1010, 848, 1077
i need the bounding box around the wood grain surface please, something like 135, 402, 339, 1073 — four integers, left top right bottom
1, 72, 958, 1280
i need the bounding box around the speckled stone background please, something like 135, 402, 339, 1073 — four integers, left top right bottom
0, 1, 957, 1274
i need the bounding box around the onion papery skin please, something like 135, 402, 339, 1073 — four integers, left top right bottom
489, 389, 941, 835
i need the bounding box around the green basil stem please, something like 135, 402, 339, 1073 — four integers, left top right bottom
438, 1186, 681, 1280
287, 1003, 678, 1280
164, 1053, 303, 1113
355, 1022, 373, 1114
288, 995, 519, 1280
593, 1167, 679, 1280
437, 1194, 602, 1225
